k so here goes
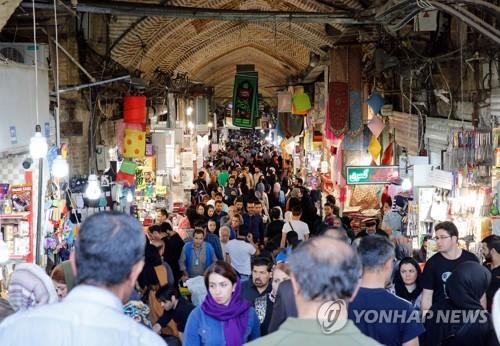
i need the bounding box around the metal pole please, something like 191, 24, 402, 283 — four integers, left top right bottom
35, 158, 43, 265
50, 75, 131, 95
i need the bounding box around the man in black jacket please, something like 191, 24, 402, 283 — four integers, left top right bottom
267, 279, 297, 333
163, 223, 185, 284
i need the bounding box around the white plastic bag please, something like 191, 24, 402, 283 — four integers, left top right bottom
185, 276, 207, 306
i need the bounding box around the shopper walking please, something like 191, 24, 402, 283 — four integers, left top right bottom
249, 236, 380, 345
424, 261, 498, 346
183, 261, 260, 345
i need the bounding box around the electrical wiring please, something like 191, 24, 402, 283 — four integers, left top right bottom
428, 1, 500, 45
435, 62, 453, 119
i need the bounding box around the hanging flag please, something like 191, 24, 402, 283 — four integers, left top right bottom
366, 92, 385, 115
368, 136, 382, 161
381, 142, 394, 165
367, 115, 385, 138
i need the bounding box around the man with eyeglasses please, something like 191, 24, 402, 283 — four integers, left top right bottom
420, 221, 480, 345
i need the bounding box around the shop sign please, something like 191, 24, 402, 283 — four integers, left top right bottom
428, 169, 453, 190
346, 166, 399, 185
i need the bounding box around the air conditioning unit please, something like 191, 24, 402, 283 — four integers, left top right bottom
0, 43, 49, 69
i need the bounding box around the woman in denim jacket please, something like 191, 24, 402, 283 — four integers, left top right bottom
184, 261, 260, 345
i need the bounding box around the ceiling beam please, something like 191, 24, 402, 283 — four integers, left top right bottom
22, 1, 372, 24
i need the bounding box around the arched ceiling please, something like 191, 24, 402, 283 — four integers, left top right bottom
109, 0, 356, 102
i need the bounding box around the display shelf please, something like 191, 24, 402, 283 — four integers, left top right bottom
0, 212, 30, 220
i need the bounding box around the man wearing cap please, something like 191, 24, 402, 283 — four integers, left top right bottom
355, 218, 388, 239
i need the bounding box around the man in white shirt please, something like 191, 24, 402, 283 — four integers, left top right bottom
226, 228, 258, 282
0, 212, 165, 346
280, 205, 310, 248
219, 225, 231, 260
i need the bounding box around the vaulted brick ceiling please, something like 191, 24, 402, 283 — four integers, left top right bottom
109, 0, 363, 99
0, 0, 22, 32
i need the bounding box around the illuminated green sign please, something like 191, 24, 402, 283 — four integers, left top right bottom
346, 166, 399, 185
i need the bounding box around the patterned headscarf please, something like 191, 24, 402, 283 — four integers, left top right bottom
8, 263, 58, 311
123, 300, 153, 328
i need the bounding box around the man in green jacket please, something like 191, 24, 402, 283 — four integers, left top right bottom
247, 236, 380, 346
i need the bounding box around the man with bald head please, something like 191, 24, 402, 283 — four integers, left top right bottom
249, 237, 380, 345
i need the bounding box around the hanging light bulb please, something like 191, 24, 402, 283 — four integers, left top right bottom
52, 155, 69, 178
85, 174, 101, 200
402, 177, 412, 191
207, 121, 213, 128
0, 239, 9, 264
126, 190, 133, 203
186, 106, 193, 116
187, 121, 194, 129
30, 125, 48, 159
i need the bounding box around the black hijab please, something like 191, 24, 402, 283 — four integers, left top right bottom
138, 242, 163, 288
394, 257, 422, 303
446, 261, 491, 310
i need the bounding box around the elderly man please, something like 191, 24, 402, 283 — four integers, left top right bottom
249, 237, 380, 345
0, 212, 165, 346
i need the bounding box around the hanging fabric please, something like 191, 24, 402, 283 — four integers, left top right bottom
328, 81, 349, 135
278, 91, 292, 113
381, 142, 394, 165
276, 113, 288, 138
292, 86, 311, 115
348, 46, 363, 134
328, 47, 349, 136
286, 115, 305, 137
366, 91, 385, 115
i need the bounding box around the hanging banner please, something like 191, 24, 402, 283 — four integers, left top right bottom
232, 72, 258, 128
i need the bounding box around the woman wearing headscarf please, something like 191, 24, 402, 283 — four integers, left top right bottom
50, 261, 76, 301
265, 207, 285, 244
8, 263, 58, 311
425, 261, 499, 346
184, 261, 260, 345
393, 257, 423, 310
268, 182, 285, 210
